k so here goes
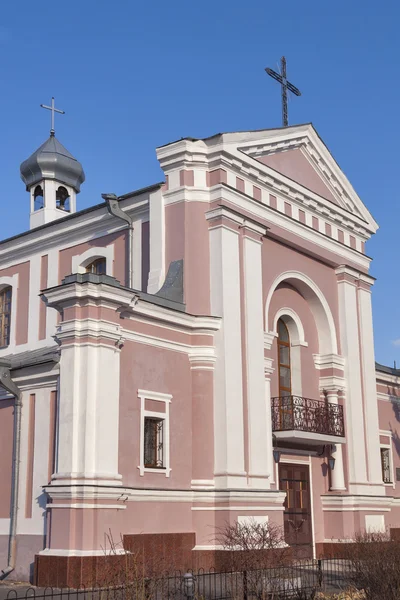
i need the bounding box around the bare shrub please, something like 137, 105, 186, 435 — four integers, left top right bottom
217, 518, 290, 571
215, 519, 315, 599
342, 530, 400, 600
100, 530, 180, 600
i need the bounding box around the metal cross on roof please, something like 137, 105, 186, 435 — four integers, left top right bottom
40, 97, 65, 137
265, 57, 301, 127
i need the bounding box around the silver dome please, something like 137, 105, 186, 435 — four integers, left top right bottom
20, 135, 85, 192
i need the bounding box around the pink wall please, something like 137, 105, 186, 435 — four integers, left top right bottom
164, 201, 210, 314
58, 231, 127, 285
257, 149, 339, 205
378, 398, 400, 497
39, 255, 48, 340
0, 400, 14, 518
119, 340, 192, 488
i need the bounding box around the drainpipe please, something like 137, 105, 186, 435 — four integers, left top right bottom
0, 362, 22, 580
102, 193, 134, 289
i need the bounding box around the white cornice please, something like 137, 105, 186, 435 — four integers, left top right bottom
211, 187, 371, 271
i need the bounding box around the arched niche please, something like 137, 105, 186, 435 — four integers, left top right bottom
265, 271, 338, 355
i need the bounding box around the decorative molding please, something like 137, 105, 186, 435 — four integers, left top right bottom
272, 307, 308, 347
313, 353, 345, 371
264, 331, 276, 350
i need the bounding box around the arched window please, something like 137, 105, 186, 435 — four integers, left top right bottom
85, 257, 106, 275
56, 186, 70, 212
0, 287, 12, 348
277, 318, 291, 396
34, 185, 44, 211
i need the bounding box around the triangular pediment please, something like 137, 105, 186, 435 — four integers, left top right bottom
211, 124, 377, 233
256, 148, 339, 206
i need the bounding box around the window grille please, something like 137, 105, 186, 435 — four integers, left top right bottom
144, 417, 164, 468
0, 287, 12, 348
380, 447, 392, 483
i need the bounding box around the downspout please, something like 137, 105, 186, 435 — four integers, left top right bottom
102, 193, 134, 289
0, 362, 22, 579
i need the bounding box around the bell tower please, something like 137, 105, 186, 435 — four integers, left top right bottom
20, 98, 85, 230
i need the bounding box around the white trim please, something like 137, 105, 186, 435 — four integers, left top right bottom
191, 506, 284, 511
72, 245, 114, 277
138, 389, 171, 477
272, 308, 308, 346
265, 271, 338, 355
39, 548, 128, 557
308, 455, 316, 559
47, 503, 126, 509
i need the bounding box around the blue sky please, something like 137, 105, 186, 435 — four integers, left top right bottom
0, 1, 399, 366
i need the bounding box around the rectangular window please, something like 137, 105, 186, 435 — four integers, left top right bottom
381, 447, 392, 483
0, 287, 12, 348
144, 417, 164, 468
138, 389, 172, 477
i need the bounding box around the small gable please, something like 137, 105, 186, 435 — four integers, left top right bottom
256, 148, 339, 206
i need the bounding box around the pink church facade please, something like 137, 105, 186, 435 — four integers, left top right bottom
1, 123, 400, 586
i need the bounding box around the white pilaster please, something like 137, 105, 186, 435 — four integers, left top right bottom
243, 229, 272, 489
147, 187, 165, 294
209, 211, 246, 488
326, 391, 346, 491
336, 269, 368, 488
264, 358, 275, 485
358, 283, 384, 486
54, 326, 122, 484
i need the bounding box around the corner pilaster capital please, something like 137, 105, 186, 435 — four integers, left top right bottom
264, 357, 275, 377
335, 265, 375, 289
264, 331, 277, 350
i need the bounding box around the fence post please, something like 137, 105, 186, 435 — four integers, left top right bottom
242, 570, 248, 600
182, 573, 196, 600
317, 559, 323, 588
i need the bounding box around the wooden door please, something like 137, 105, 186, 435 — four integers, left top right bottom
279, 463, 313, 558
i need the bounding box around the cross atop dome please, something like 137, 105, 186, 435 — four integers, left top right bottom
40, 97, 65, 137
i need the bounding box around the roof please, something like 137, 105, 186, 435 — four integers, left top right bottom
376, 362, 400, 377
157, 123, 313, 149
0, 345, 60, 371
20, 135, 85, 192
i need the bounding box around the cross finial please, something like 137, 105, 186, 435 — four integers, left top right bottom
265, 57, 301, 127
40, 97, 65, 137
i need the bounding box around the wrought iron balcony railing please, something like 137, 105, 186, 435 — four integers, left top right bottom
271, 395, 345, 438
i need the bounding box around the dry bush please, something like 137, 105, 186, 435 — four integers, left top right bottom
216, 518, 290, 572
215, 519, 317, 599
342, 530, 400, 600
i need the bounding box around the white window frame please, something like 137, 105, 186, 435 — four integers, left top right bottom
71, 246, 114, 277
379, 430, 395, 489
0, 274, 18, 354
138, 389, 172, 477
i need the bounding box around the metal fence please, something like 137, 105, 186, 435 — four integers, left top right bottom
1, 559, 354, 600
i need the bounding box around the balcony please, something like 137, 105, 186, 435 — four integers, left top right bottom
271, 395, 345, 445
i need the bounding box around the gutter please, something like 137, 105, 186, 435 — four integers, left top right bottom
102, 193, 134, 289
0, 362, 22, 580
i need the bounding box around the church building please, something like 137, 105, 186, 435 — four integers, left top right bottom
1, 110, 400, 586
